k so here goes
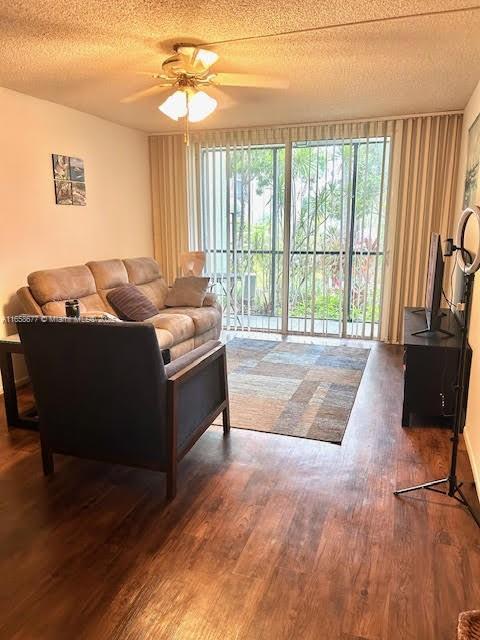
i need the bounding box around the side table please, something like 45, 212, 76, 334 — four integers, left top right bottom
0, 334, 38, 430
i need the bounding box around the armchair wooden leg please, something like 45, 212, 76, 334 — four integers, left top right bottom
222, 405, 231, 435
221, 348, 230, 436
39, 428, 54, 475
166, 379, 177, 500
166, 467, 177, 500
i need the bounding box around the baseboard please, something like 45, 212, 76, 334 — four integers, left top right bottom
464, 427, 480, 503
0, 375, 30, 398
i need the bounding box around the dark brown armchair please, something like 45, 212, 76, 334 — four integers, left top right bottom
16, 317, 230, 499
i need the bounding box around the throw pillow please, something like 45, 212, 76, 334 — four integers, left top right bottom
106, 284, 158, 321
165, 277, 210, 308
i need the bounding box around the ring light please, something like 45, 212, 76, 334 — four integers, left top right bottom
456, 205, 480, 274
394, 204, 480, 528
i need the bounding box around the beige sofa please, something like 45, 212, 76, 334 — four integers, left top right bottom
17, 257, 221, 359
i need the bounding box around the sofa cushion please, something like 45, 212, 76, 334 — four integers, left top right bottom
170, 338, 195, 360
146, 313, 195, 344
154, 328, 174, 350
106, 285, 159, 321
87, 259, 129, 290
194, 327, 220, 347
160, 306, 220, 335
136, 280, 169, 310
28, 265, 96, 306
165, 277, 210, 308
124, 257, 169, 310
42, 294, 107, 317
124, 257, 161, 284
85, 259, 130, 313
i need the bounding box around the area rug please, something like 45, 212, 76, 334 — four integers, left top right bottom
216, 338, 370, 444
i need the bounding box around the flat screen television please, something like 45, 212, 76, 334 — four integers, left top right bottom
424, 232, 444, 331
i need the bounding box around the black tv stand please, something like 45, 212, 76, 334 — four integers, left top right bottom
402, 307, 471, 427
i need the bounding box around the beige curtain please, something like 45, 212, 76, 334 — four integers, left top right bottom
149, 135, 189, 284
151, 113, 462, 342
381, 114, 463, 343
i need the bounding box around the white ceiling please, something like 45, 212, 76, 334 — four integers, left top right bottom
0, 1, 479, 133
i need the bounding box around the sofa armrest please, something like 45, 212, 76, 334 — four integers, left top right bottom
203, 291, 220, 309
16, 287, 43, 315
166, 341, 228, 457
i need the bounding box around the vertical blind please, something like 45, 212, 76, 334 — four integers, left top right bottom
149, 112, 462, 343
381, 114, 462, 342
188, 120, 394, 339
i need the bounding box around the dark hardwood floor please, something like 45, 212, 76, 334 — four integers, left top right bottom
0, 341, 479, 640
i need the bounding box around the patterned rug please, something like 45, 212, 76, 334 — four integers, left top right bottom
217, 338, 370, 444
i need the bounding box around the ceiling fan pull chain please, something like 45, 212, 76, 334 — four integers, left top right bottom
185, 92, 190, 146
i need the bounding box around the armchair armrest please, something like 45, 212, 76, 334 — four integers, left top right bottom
165, 340, 221, 379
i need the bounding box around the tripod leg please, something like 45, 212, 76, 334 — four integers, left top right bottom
455, 486, 480, 529
394, 477, 448, 496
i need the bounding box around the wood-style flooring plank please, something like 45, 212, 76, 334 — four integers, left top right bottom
0, 342, 479, 640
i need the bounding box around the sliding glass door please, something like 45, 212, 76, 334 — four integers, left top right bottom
289, 138, 389, 338
201, 145, 285, 331
198, 135, 390, 338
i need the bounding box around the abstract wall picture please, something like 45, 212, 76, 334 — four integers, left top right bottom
52, 154, 86, 206
52, 154, 70, 180
464, 113, 480, 207
55, 180, 73, 205
69, 157, 85, 182
72, 181, 86, 206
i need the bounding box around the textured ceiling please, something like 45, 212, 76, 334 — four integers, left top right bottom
0, 1, 479, 133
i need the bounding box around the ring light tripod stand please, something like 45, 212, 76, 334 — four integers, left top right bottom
394, 205, 480, 528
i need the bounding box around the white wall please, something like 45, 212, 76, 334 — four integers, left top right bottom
0, 87, 153, 391
454, 78, 480, 499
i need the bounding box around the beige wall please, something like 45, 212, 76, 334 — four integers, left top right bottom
0, 87, 153, 391
454, 78, 480, 499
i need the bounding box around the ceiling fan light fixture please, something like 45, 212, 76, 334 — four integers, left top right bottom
194, 49, 219, 68
187, 90, 217, 122
175, 45, 218, 70
158, 89, 187, 120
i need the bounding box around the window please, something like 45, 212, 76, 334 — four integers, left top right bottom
198, 135, 390, 338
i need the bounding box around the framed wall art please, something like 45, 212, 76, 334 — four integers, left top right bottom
52, 154, 86, 206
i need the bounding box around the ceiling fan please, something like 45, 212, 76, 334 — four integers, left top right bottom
121, 43, 289, 126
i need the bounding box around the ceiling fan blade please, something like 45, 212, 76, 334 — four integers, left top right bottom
213, 72, 289, 89
205, 85, 236, 110
120, 84, 172, 104
135, 71, 171, 79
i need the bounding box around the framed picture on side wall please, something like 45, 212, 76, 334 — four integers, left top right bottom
52, 154, 86, 206
52, 154, 70, 181
72, 181, 86, 206
69, 157, 85, 182
54, 180, 73, 205
464, 112, 480, 207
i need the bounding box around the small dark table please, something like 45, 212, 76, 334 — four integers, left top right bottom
0, 334, 39, 430
402, 307, 470, 427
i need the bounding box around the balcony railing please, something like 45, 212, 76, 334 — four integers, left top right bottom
205, 248, 383, 337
